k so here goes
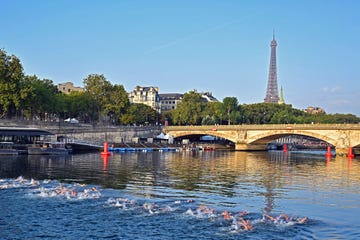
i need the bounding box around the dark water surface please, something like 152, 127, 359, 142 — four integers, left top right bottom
1, 151, 359, 239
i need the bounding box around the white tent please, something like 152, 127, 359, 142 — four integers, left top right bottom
64, 118, 79, 124
156, 133, 172, 140
156, 132, 167, 139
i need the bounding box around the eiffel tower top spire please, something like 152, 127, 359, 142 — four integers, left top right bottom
264, 32, 279, 103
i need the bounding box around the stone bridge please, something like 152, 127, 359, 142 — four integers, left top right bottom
163, 124, 360, 155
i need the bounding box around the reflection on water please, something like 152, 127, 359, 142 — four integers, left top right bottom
1, 151, 359, 199
1, 151, 360, 239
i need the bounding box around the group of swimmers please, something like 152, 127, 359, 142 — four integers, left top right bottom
105, 196, 308, 233
186, 206, 307, 232
39, 183, 101, 199
2, 176, 309, 234
0, 176, 101, 200
0, 176, 40, 189
263, 213, 308, 225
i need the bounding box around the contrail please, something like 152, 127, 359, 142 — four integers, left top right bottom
144, 19, 242, 55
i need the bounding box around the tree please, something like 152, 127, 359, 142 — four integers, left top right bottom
270, 110, 296, 124
222, 97, 239, 125
103, 84, 130, 124
121, 103, 157, 125
62, 91, 99, 123
83, 74, 131, 125
83, 74, 112, 122
0, 49, 26, 118
202, 102, 223, 125
21, 75, 59, 120
171, 90, 205, 125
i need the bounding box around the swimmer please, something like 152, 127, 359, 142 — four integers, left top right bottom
196, 205, 215, 217
160, 205, 175, 213
197, 205, 208, 213
185, 208, 195, 216
54, 184, 65, 195
15, 176, 25, 183
43, 179, 51, 184
143, 203, 157, 214
278, 214, 289, 222
237, 217, 253, 231
71, 189, 77, 197
117, 197, 129, 202
263, 213, 275, 222
0, 183, 12, 189
263, 213, 308, 225
297, 217, 308, 224
222, 210, 231, 220
30, 179, 40, 186
238, 211, 249, 217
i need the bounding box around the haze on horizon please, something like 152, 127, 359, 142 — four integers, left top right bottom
1, 0, 359, 116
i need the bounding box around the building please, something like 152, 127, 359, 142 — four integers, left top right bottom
129, 86, 219, 113
159, 91, 218, 112
305, 106, 325, 114
128, 86, 160, 112
201, 92, 218, 102
159, 93, 183, 112
264, 33, 281, 103
57, 82, 84, 94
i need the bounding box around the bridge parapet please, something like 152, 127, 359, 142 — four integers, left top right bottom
164, 124, 360, 131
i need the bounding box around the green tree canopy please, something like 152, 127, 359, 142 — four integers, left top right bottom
103, 84, 130, 124
222, 97, 240, 125
21, 75, 59, 120
171, 90, 205, 125
0, 49, 26, 118
121, 103, 157, 125
83, 74, 112, 119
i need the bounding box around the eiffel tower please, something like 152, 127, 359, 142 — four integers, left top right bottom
264, 33, 280, 103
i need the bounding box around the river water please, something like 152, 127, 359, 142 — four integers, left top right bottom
0, 151, 359, 239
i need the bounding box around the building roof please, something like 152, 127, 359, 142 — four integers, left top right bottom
159, 93, 183, 99
201, 92, 218, 102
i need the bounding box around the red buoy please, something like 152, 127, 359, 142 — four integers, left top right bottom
283, 143, 287, 152
101, 142, 111, 156
347, 147, 355, 158
325, 146, 332, 157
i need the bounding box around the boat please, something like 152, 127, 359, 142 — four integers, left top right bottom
0, 142, 19, 155
204, 146, 215, 151
27, 142, 70, 155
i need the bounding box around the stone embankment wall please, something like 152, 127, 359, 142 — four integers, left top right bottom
51, 125, 163, 145
0, 120, 163, 145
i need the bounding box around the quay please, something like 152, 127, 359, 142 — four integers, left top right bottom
0, 127, 102, 154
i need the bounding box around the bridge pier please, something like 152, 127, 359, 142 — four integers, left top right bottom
336, 148, 351, 157
235, 143, 268, 151
335, 148, 348, 156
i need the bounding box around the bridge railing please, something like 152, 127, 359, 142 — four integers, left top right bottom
164, 124, 360, 131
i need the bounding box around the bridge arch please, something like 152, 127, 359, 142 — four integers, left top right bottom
247, 130, 338, 147
167, 130, 238, 144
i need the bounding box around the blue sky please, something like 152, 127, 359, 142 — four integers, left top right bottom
1, 0, 360, 116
